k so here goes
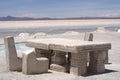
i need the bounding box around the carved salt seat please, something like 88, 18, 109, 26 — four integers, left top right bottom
22, 50, 49, 74
4, 36, 49, 74
4, 36, 24, 71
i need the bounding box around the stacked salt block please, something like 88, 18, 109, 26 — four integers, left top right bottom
70, 52, 88, 75
50, 51, 68, 72
50, 64, 69, 72
35, 48, 52, 68
88, 50, 106, 73
51, 51, 66, 64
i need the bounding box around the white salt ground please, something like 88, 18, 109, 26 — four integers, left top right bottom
0, 32, 120, 80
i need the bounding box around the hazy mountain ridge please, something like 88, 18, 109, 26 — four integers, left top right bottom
0, 16, 120, 21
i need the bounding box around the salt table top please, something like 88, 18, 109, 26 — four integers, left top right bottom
25, 38, 111, 53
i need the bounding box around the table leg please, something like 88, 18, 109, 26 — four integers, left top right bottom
35, 48, 52, 68
50, 51, 68, 72
104, 50, 109, 64
88, 50, 106, 73
70, 52, 88, 75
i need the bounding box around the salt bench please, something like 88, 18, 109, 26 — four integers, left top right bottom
25, 38, 111, 75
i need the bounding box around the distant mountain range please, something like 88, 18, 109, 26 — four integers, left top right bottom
0, 16, 120, 21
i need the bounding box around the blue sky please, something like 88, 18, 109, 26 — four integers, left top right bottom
0, 0, 120, 18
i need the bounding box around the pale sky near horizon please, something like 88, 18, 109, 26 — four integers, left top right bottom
0, 0, 120, 18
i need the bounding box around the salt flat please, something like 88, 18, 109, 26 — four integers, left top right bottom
0, 19, 120, 28
0, 32, 120, 80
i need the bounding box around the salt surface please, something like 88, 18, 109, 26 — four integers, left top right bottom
0, 20, 120, 79
0, 19, 120, 28
0, 32, 120, 80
